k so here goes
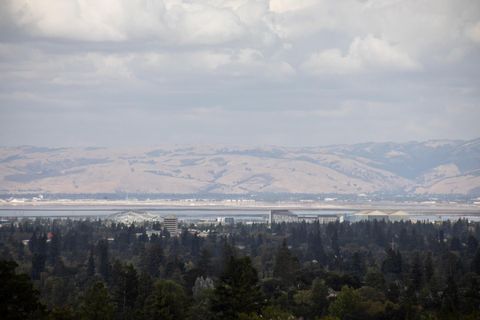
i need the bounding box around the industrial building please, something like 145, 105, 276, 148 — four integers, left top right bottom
270, 210, 344, 224
347, 210, 411, 222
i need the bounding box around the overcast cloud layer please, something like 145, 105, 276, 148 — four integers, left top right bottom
0, 0, 479, 147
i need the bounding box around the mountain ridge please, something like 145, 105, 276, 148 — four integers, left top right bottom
0, 139, 479, 196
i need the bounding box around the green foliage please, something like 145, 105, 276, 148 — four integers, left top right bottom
0, 260, 46, 320
364, 268, 386, 291
273, 239, 300, 287
238, 306, 295, 320
1, 218, 480, 319
328, 286, 362, 320
79, 281, 114, 320
211, 256, 264, 319
143, 279, 187, 320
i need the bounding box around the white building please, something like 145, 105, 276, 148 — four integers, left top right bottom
317, 214, 343, 224
107, 210, 159, 224
347, 210, 411, 222
217, 217, 235, 225
270, 210, 299, 224
271, 210, 346, 224
388, 210, 410, 222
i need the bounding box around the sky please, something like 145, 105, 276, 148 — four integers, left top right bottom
0, 0, 479, 147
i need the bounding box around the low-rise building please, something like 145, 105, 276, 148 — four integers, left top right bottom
347, 210, 412, 222
270, 210, 299, 224
317, 214, 343, 224
217, 217, 235, 225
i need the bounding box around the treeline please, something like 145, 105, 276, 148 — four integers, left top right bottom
1, 218, 480, 319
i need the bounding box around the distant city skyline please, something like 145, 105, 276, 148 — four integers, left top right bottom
0, 0, 479, 147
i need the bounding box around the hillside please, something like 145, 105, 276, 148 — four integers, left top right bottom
0, 139, 479, 196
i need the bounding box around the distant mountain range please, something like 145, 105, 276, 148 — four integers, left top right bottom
0, 138, 479, 196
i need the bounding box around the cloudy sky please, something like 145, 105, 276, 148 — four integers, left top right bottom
0, 0, 479, 147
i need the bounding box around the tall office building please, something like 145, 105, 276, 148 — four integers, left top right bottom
163, 215, 178, 236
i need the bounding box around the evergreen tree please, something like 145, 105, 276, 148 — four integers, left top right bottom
197, 248, 213, 276
113, 264, 138, 318
409, 252, 423, 292
306, 223, 326, 264
48, 231, 61, 265
97, 240, 110, 281
142, 243, 163, 277
86, 249, 95, 277
472, 248, 480, 274
424, 252, 434, 283
381, 248, 402, 275
135, 272, 154, 318
31, 253, 46, 280
273, 239, 300, 287
211, 256, 264, 319
441, 275, 459, 315
349, 251, 365, 279
143, 280, 188, 320
0, 260, 46, 320
466, 235, 478, 255
79, 281, 114, 320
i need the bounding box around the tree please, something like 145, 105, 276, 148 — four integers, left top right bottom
423, 252, 434, 283
31, 253, 46, 280
48, 231, 61, 265
135, 272, 154, 318
113, 264, 138, 318
197, 248, 213, 276
273, 239, 300, 287
441, 275, 459, 315
364, 269, 385, 291
238, 306, 295, 320
409, 252, 423, 292
190, 277, 215, 320
211, 256, 264, 319
141, 243, 163, 277
97, 240, 110, 281
310, 278, 329, 317
86, 249, 95, 277
459, 273, 480, 317
306, 223, 326, 264
0, 260, 46, 320
381, 248, 402, 275
143, 280, 188, 320
466, 235, 478, 255
472, 248, 480, 275
79, 281, 114, 320
328, 286, 362, 320
349, 251, 365, 279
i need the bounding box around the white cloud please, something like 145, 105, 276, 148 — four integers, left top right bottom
269, 0, 317, 13
0, 0, 479, 146
3, 0, 280, 46
302, 35, 420, 74
466, 21, 480, 44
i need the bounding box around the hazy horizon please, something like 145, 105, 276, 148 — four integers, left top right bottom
0, 136, 479, 149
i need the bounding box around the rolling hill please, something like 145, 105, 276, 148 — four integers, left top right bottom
0, 139, 479, 196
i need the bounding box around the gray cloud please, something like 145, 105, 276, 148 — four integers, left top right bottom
0, 0, 479, 147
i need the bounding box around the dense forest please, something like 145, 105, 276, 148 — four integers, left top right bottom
1, 217, 480, 320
